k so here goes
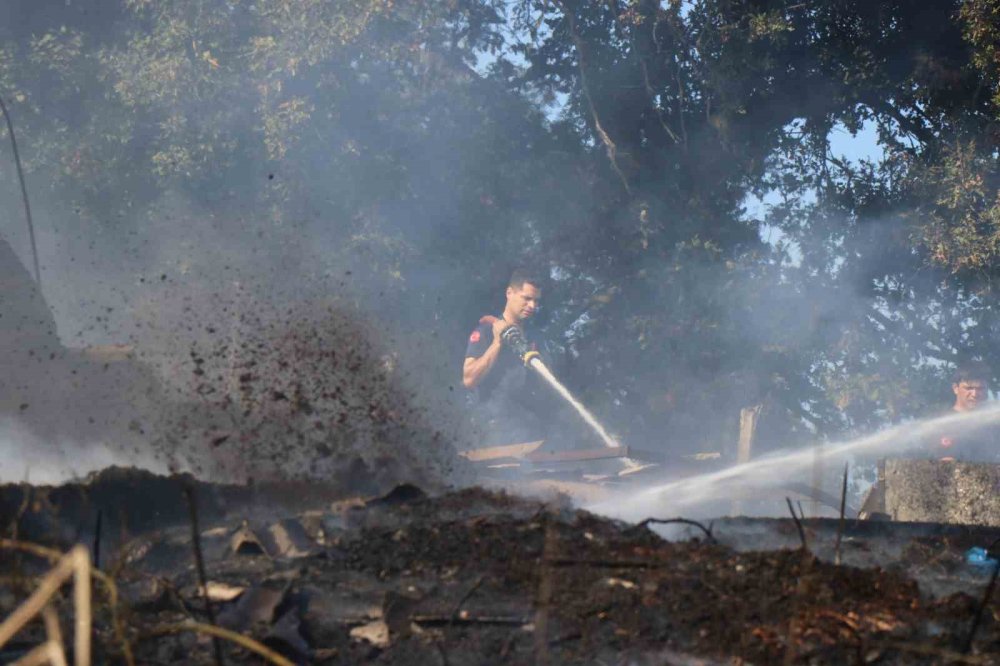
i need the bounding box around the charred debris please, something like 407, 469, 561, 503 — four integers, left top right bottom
0, 468, 999, 664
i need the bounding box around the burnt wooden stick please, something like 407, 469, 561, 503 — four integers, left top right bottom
962, 559, 1000, 653
835, 463, 848, 566
634, 517, 714, 542
93, 509, 102, 570
414, 615, 532, 626
533, 520, 556, 666
435, 641, 450, 666
546, 558, 664, 568
449, 575, 485, 626
183, 485, 225, 666
785, 497, 808, 550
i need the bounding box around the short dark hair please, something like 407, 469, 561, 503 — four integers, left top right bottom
509, 268, 544, 290
952, 362, 991, 385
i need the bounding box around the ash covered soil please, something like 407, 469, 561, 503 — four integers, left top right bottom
3, 473, 1000, 664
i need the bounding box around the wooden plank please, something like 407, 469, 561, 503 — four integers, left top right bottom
457, 440, 545, 462
617, 462, 659, 476
460, 444, 713, 466
522, 479, 613, 503
737, 405, 761, 464
615, 448, 721, 464
524, 447, 632, 463
733, 405, 762, 516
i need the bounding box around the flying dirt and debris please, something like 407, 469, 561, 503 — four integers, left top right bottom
148, 299, 468, 488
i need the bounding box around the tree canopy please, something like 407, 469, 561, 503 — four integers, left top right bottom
2, 0, 999, 453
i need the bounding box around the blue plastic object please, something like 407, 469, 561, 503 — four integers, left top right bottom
965, 547, 999, 570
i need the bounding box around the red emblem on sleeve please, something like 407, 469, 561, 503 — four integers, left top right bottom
940, 437, 954, 448
469, 330, 481, 343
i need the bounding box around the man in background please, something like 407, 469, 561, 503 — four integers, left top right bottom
859, 363, 995, 518
928, 363, 992, 461
953, 368, 988, 412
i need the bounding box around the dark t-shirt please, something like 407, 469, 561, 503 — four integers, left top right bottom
917, 410, 1000, 463
463, 317, 537, 405
463, 317, 546, 445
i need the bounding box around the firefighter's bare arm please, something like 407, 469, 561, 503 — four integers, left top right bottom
462, 319, 510, 389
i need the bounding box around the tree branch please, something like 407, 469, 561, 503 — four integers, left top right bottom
552, 0, 632, 194
866, 99, 936, 147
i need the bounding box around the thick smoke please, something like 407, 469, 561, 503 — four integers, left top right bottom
0, 1, 989, 505
0, 417, 168, 485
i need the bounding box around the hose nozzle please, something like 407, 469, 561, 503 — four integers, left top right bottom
500, 326, 532, 364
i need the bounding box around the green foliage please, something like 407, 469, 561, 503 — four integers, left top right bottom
912, 140, 1000, 273
5, 0, 1000, 452
961, 0, 1000, 107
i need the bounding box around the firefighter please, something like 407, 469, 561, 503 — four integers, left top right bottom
462, 269, 544, 445
925, 363, 993, 461
859, 363, 995, 518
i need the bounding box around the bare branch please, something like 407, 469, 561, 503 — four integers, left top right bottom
552, 0, 632, 193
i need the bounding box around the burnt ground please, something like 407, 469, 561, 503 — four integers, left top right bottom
2, 472, 1000, 664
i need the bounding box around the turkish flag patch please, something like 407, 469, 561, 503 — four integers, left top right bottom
469, 330, 481, 343
940, 437, 954, 448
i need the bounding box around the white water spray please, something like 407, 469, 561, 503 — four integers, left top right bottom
593, 404, 1000, 521
527, 357, 622, 449
522, 352, 646, 471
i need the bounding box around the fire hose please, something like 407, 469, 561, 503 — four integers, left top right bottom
480, 316, 647, 471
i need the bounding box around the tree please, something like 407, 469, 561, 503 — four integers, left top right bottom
3, 0, 1000, 465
